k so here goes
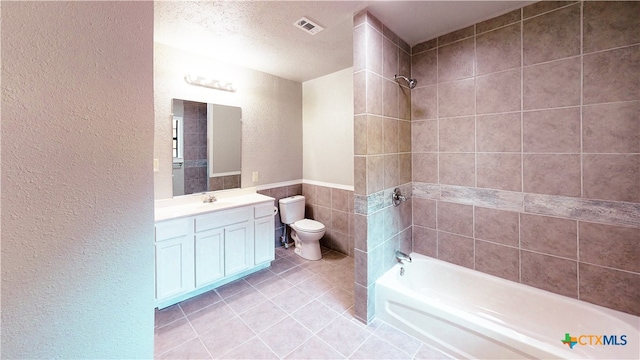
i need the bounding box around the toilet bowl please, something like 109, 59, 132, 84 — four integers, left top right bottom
278, 195, 325, 261
291, 218, 325, 260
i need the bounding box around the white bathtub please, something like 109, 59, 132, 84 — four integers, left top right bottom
375, 253, 639, 359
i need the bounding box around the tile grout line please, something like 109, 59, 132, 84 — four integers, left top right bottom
519, 7, 524, 285
154, 250, 450, 359
156, 305, 200, 358
577, 0, 585, 302
211, 255, 338, 359
473, 23, 478, 271
278, 287, 360, 359
288, 263, 351, 350
153, 302, 194, 357
372, 322, 424, 358
519, 11, 525, 204
344, 328, 376, 359
418, 100, 637, 119
197, 336, 214, 360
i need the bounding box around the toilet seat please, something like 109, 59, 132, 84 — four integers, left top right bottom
293, 219, 325, 233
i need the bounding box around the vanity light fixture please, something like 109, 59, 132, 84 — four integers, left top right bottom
184, 74, 236, 92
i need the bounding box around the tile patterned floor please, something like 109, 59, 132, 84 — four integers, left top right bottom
154, 246, 452, 359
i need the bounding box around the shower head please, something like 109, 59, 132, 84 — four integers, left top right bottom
394, 74, 417, 89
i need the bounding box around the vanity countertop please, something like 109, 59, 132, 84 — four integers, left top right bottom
155, 189, 275, 222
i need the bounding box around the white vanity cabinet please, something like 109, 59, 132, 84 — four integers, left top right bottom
154, 198, 275, 309
254, 203, 276, 265
154, 218, 194, 301
192, 227, 225, 288
194, 207, 253, 283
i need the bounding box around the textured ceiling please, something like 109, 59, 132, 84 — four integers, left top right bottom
155, 1, 533, 82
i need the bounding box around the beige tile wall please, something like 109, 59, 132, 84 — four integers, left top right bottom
302, 184, 354, 256
353, 9, 414, 323
410, 1, 639, 316
258, 184, 302, 247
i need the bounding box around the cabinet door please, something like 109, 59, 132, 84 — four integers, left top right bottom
254, 215, 275, 265
194, 228, 225, 287
155, 235, 194, 301
224, 221, 254, 276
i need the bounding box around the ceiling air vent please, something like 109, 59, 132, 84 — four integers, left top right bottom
294, 17, 324, 35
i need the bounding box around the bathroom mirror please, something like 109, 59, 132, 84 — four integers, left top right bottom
172, 99, 242, 196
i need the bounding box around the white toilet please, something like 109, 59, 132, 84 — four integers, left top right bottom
278, 195, 325, 261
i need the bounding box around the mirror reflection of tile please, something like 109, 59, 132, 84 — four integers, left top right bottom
172, 99, 242, 196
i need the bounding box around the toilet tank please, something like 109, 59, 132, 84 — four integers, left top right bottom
278, 195, 305, 224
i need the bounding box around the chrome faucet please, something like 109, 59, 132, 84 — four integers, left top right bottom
203, 194, 217, 203
392, 188, 407, 207
395, 250, 412, 264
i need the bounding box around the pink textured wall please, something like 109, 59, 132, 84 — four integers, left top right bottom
1, 2, 155, 357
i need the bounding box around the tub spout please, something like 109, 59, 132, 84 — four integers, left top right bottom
395, 250, 412, 264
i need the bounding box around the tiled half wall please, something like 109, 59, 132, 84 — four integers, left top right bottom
409, 1, 639, 316
258, 183, 354, 255
352, 9, 415, 322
